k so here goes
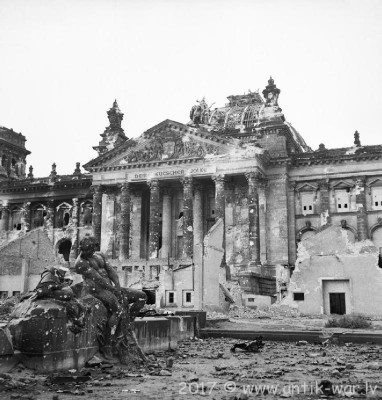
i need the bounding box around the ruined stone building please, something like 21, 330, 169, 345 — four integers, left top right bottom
1, 78, 382, 314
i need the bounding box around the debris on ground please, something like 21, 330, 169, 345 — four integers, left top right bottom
230, 336, 264, 353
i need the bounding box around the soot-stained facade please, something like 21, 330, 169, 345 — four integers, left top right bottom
1, 78, 382, 313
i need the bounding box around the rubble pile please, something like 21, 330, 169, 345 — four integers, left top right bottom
1, 337, 382, 399
228, 304, 302, 320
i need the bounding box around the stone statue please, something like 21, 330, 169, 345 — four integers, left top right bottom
189, 97, 213, 125
74, 237, 147, 360
33, 265, 87, 334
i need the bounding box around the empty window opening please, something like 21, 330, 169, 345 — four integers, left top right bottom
293, 292, 305, 301
142, 289, 156, 305
58, 239, 72, 261
185, 292, 192, 303
247, 298, 255, 302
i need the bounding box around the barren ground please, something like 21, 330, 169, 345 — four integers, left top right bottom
2, 331, 382, 400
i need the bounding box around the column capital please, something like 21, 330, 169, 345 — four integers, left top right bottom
90, 184, 104, 195
181, 176, 193, 187
317, 179, 330, 191
288, 181, 297, 192
244, 171, 263, 184
212, 174, 225, 184
354, 176, 367, 186
118, 181, 130, 193
147, 179, 160, 190
161, 186, 172, 196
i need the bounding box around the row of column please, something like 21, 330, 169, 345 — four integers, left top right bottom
92, 171, 264, 264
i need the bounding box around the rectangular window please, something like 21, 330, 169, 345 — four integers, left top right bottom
182, 290, 194, 305
293, 292, 305, 301
372, 187, 382, 210
12, 291, 20, 296
122, 266, 133, 273
0, 291, 8, 299
166, 291, 176, 305
301, 192, 314, 215
247, 298, 255, 302
336, 190, 349, 213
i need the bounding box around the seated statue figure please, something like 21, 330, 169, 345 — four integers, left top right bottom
74, 237, 147, 359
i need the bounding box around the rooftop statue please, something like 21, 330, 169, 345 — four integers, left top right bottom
189, 97, 214, 125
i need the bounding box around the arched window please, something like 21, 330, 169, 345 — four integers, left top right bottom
31, 204, 46, 228
56, 202, 72, 228
80, 200, 93, 226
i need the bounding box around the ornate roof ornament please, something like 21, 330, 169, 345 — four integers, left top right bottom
354, 130, 361, 147
189, 97, 214, 126
262, 76, 281, 107
93, 100, 128, 155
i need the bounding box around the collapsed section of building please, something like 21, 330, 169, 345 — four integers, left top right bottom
0, 78, 382, 315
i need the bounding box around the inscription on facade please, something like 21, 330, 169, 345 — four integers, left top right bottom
129, 166, 216, 181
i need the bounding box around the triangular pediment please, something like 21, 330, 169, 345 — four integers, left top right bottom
331, 180, 354, 189
84, 119, 245, 171
296, 182, 318, 192
368, 178, 382, 187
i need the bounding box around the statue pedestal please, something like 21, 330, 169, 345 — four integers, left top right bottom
8, 296, 107, 372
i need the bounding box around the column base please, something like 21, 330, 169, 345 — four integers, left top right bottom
248, 261, 262, 274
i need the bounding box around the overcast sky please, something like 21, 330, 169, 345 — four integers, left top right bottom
1, 0, 381, 177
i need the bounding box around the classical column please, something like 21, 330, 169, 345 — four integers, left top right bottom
119, 182, 131, 261
148, 179, 160, 259
69, 198, 79, 260
212, 174, 225, 220
22, 202, 31, 232
182, 177, 194, 258
245, 172, 261, 266
0, 203, 9, 232
91, 185, 103, 245
355, 177, 368, 240
193, 184, 204, 246
161, 187, 172, 259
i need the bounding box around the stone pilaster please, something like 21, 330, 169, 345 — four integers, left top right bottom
193, 184, 204, 246
22, 202, 31, 232
0, 204, 9, 232
245, 172, 261, 266
355, 177, 368, 240
69, 198, 79, 260
148, 179, 160, 259
318, 179, 331, 225
118, 182, 130, 261
287, 181, 297, 264
91, 185, 103, 245
182, 177, 194, 258
161, 187, 172, 259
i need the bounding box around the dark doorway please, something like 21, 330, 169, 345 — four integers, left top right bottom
329, 293, 346, 315
58, 239, 72, 261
